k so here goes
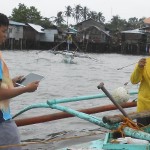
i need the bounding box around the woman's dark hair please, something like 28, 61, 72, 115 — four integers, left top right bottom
0, 13, 9, 26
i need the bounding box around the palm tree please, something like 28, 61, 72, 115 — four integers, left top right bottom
64, 5, 72, 27
106, 16, 126, 35
81, 6, 89, 21
97, 12, 105, 23
53, 11, 65, 26
72, 4, 83, 23
88, 11, 97, 21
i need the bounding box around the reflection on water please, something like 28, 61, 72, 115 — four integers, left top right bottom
2, 50, 140, 147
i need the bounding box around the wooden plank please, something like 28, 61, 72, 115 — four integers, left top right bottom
103, 111, 150, 124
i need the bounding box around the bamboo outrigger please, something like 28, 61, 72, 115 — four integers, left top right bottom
15, 102, 136, 127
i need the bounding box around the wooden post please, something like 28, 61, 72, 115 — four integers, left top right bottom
103, 111, 150, 124
20, 39, 22, 50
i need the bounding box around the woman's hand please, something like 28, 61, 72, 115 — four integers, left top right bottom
12, 75, 24, 87
138, 58, 146, 69
25, 81, 39, 92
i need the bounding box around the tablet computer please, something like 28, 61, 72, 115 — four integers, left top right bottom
16, 73, 44, 87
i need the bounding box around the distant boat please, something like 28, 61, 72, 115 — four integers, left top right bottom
62, 51, 74, 63
49, 34, 97, 63
56, 34, 76, 63
49, 49, 75, 63
50, 49, 97, 63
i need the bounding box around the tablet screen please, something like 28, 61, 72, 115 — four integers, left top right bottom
16, 73, 44, 86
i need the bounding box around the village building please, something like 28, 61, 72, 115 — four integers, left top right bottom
75, 18, 105, 31
23, 23, 45, 49
75, 18, 111, 53
119, 17, 150, 55
2, 18, 150, 55
1, 18, 111, 53
6, 20, 26, 50
121, 29, 146, 54
24, 23, 58, 49
1, 21, 59, 50
142, 17, 150, 49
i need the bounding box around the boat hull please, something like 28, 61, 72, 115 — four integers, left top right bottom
61, 132, 150, 150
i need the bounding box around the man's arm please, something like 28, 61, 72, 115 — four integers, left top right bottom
130, 58, 146, 84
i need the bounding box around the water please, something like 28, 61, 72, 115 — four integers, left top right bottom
2, 50, 142, 148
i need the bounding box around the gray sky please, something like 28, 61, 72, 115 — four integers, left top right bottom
1, 0, 150, 23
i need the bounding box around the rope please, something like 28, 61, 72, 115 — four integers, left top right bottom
113, 116, 144, 137
0, 130, 107, 149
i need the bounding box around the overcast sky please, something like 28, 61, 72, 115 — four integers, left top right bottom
1, 0, 150, 23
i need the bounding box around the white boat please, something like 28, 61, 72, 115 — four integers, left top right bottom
62, 51, 74, 63
48, 34, 97, 63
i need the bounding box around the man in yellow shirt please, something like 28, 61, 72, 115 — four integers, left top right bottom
130, 57, 150, 126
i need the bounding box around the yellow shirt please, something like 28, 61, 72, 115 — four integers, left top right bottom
130, 57, 150, 112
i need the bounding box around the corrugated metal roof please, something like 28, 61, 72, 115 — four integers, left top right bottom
121, 29, 144, 34
9, 20, 26, 26
28, 23, 44, 33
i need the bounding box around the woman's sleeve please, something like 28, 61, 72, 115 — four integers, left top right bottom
130, 64, 144, 84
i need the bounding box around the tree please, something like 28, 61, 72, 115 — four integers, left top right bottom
81, 6, 89, 21
39, 17, 53, 29
97, 12, 105, 23
88, 11, 97, 21
72, 5, 82, 23
26, 6, 42, 23
53, 11, 65, 26
10, 3, 42, 23
64, 6, 72, 27
10, 3, 28, 22
127, 17, 139, 29
138, 17, 146, 28
10, 3, 54, 28
127, 17, 145, 29
107, 15, 127, 32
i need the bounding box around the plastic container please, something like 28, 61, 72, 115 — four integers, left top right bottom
117, 137, 149, 144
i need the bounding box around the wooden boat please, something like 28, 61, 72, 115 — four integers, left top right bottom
51, 49, 95, 63
48, 34, 96, 63
57, 50, 75, 64
12, 83, 150, 150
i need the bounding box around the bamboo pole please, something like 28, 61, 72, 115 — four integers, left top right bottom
124, 127, 150, 141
